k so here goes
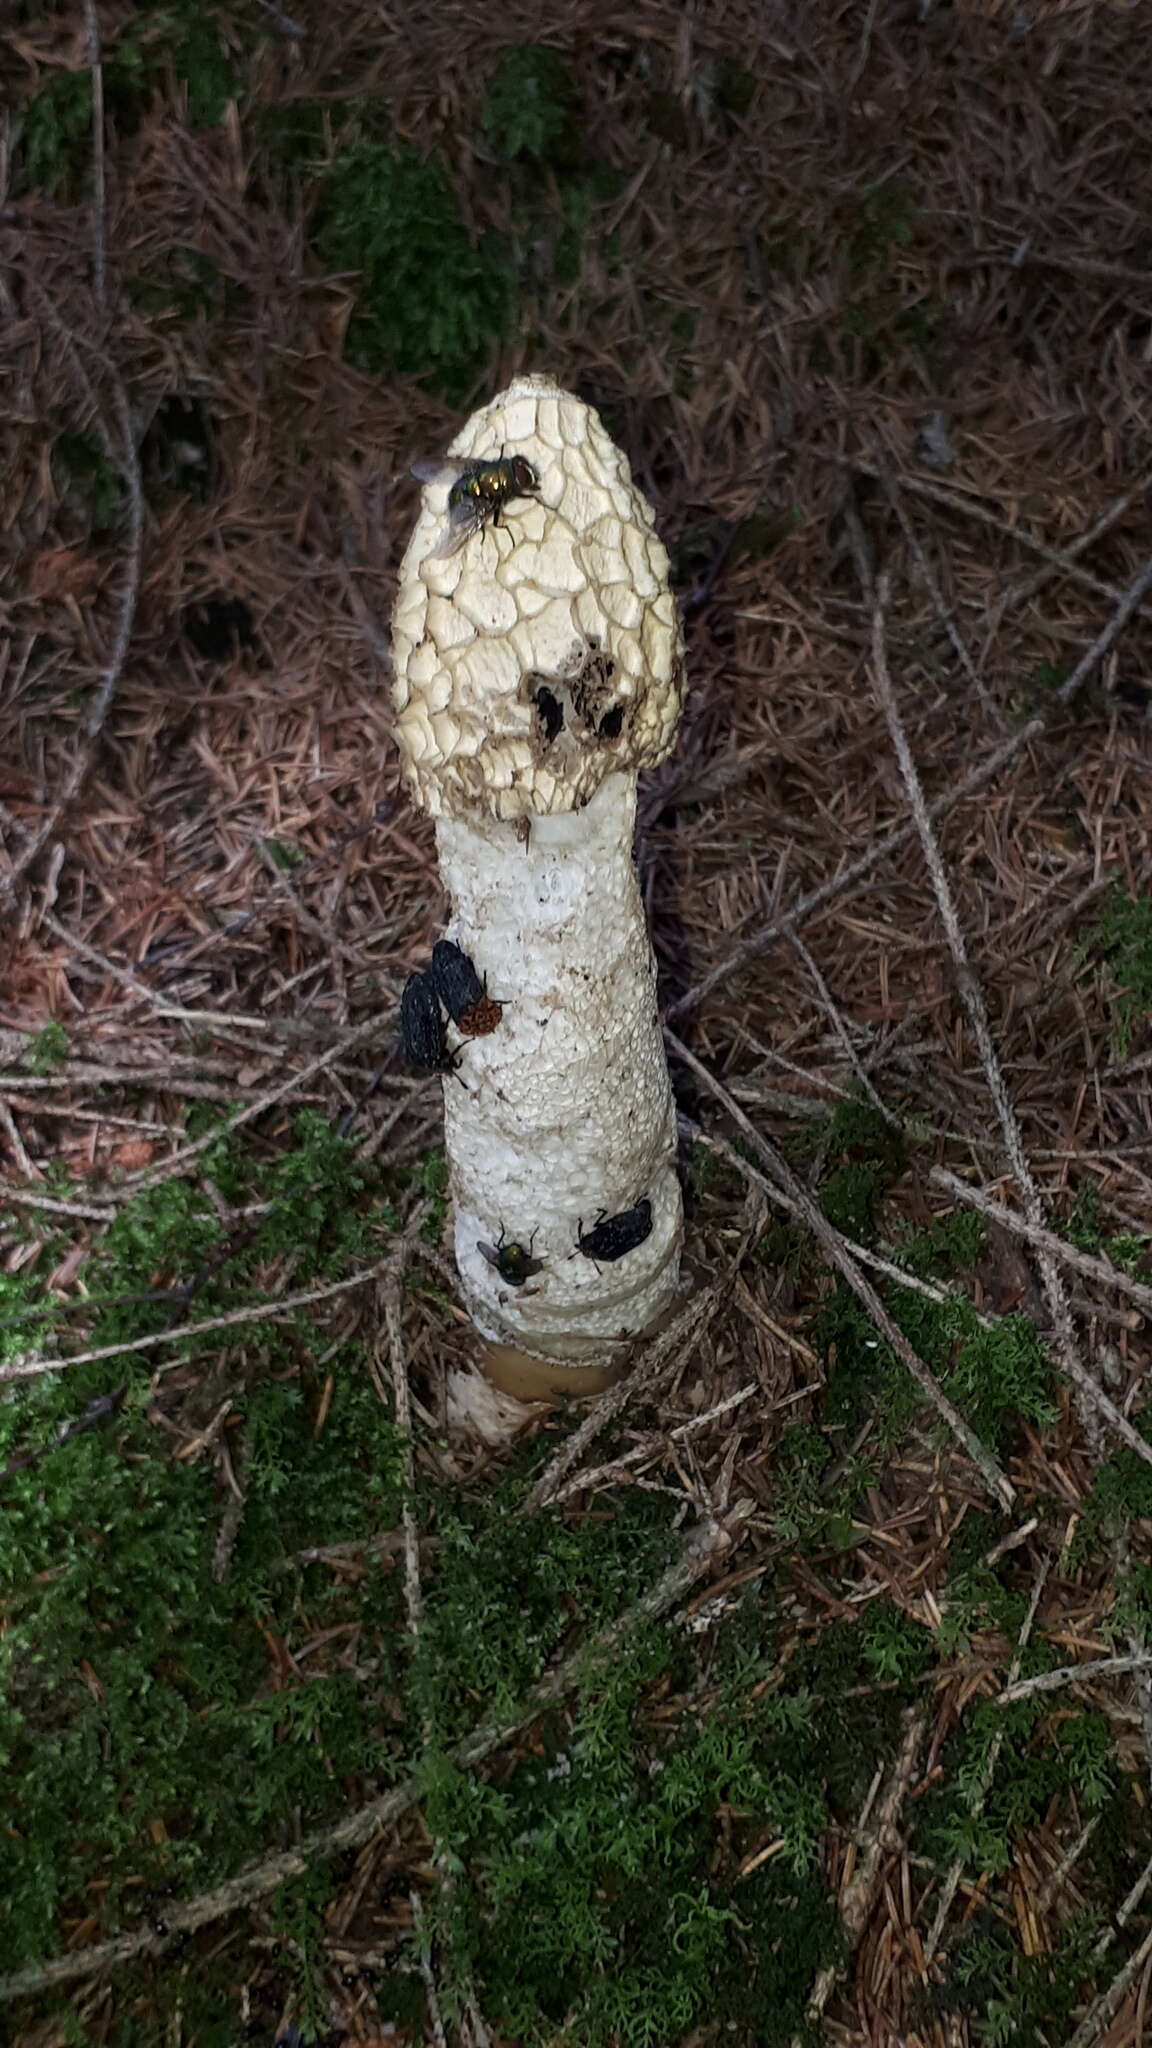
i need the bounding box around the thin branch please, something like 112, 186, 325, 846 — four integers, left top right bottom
667, 714, 1048, 1023
670, 474, 1152, 1028
0, 1251, 397, 1385
1, 373, 143, 908
684, 1119, 997, 1324
0, 1187, 117, 1223
665, 1034, 1014, 1512
996, 1650, 1152, 1707
929, 1167, 1152, 1322
522, 1280, 726, 1514
0, 1506, 747, 2004
869, 585, 1136, 1470
379, 1210, 432, 1645
838, 455, 1152, 624
789, 933, 890, 1122
39, 913, 274, 1032
541, 1382, 760, 1511
409, 1890, 449, 2048
1035, 1814, 1100, 1917
111, 1015, 386, 1198
1050, 550, 1152, 703
83, 0, 106, 306
880, 472, 984, 697
800, 1707, 927, 2032
1093, 1848, 1152, 1965
999, 482, 1150, 617
1067, 1919, 1152, 2048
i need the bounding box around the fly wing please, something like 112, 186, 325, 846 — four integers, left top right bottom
423, 505, 484, 560
411, 459, 467, 488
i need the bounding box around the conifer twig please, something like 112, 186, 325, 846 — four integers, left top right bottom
1, 380, 143, 908
0, 1252, 398, 1385
669, 533, 1152, 1027
1067, 1918, 1152, 2048
522, 1280, 726, 1514
927, 1167, 1152, 1323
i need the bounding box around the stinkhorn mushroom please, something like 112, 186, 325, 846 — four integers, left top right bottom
391, 374, 685, 1399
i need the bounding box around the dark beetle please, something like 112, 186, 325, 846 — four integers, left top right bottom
429, 938, 503, 1037
576, 1197, 653, 1264
477, 1227, 543, 1288
399, 970, 459, 1077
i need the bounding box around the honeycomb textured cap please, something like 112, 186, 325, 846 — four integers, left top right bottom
392, 374, 685, 820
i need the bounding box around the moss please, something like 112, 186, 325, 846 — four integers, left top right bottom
311, 135, 514, 399
0, 1117, 406, 1968
425, 1625, 841, 2044
934, 1912, 1101, 2047
481, 45, 578, 167
27, 1022, 70, 1076
12, 5, 244, 200
846, 177, 918, 277
1084, 885, 1152, 1057
52, 430, 126, 537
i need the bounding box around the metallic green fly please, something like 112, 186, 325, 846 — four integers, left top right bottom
412, 452, 541, 559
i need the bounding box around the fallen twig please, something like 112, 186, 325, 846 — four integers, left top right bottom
800, 1706, 927, 2033
997, 1650, 1152, 1707
869, 584, 1144, 1471
683, 1119, 997, 1325
928, 1167, 1152, 1321
1067, 1918, 1152, 2048
522, 1280, 726, 1514
83, 0, 106, 306
665, 1033, 1015, 1513
670, 467, 1152, 1029
112, 1015, 386, 1198
1, 358, 143, 910
0, 1252, 395, 1385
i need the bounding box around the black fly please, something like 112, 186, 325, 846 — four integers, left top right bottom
477, 1227, 543, 1288
429, 938, 503, 1037
576, 1197, 653, 1265
399, 970, 460, 1078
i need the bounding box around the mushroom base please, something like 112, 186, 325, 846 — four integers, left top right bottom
479, 1343, 627, 1402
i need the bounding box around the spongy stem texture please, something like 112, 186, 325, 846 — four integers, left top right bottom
440, 774, 681, 1361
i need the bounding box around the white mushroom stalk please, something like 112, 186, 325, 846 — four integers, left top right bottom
392, 375, 685, 1385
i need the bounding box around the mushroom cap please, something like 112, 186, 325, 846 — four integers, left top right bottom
391, 375, 685, 820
